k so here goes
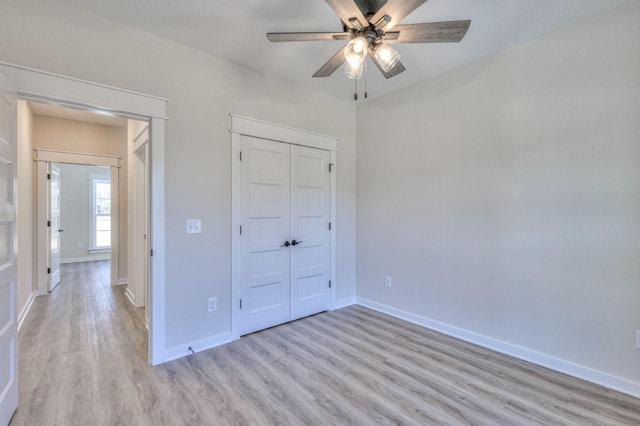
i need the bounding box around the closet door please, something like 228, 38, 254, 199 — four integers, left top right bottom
290, 145, 331, 320
239, 136, 291, 336
238, 137, 332, 336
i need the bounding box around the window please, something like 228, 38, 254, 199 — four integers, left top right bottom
91, 178, 111, 249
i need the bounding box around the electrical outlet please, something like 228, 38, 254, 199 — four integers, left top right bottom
636, 330, 640, 350
384, 276, 392, 288
187, 219, 202, 234
208, 297, 217, 313
78, 242, 83, 249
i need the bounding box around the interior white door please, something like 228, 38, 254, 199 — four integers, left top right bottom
48, 163, 61, 291
238, 137, 331, 336
289, 145, 331, 320
239, 136, 291, 336
0, 72, 18, 425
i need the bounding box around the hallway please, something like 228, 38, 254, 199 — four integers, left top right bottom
12, 261, 148, 424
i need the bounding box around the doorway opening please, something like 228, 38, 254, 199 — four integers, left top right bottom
2, 60, 168, 366
23, 100, 151, 358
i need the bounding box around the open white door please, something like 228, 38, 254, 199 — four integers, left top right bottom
0, 73, 18, 425
48, 163, 61, 291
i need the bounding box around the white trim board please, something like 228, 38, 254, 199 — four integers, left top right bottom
17, 292, 36, 331
230, 114, 338, 152
4, 63, 167, 366
0, 61, 168, 120
356, 297, 640, 399
163, 332, 234, 363
60, 256, 110, 264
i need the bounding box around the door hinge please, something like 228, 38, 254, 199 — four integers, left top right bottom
150, 249, 153, 256
329, 222, 332, 231
239, 225, 242, 235
240, 299, 243, 309
47, 220, 51, 227
329, 280, 332, 289
47, 173, 51, 180
240, 151, 243, 161
47, 267, 51, 274
329, 163, 333, 172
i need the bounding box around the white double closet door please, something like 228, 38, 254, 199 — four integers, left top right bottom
239, 136, 331, 336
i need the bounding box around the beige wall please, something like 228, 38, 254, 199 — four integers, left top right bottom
16, 100, 34, 322
33, 115, 128, 281
356, 2, 640, 385
0, 0, 357, 349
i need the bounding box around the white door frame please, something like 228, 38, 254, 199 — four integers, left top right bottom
128, 125, 150, 322
0, 61, 168, 365
230, 114, 338, 340
35, 150, 120, 295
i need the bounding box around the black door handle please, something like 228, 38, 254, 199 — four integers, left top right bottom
291, 240, 303, 246
281, 241, 291, 247
59, 229, 64, 232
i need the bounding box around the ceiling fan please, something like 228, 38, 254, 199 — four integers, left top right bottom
267, 0, 471, 83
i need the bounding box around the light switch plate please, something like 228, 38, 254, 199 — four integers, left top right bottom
186, 219, 202, 234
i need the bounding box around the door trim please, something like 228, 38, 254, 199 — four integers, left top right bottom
230, 115, 338, 340
2, 62, 167, 365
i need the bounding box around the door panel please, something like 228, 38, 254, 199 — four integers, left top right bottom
49, 164, 61, 290
0, 72, 17, 426
290, 145, 331, 320
239, 136, 291, 336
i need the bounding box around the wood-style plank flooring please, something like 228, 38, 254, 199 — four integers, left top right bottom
11, 260, 640, 425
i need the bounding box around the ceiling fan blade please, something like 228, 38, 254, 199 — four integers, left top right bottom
382, 20, 471, 44
267, 32, 351, 42
368, 47, 406, 79
313, 46, 347, 78
369, 0, 429, 31
324, 0, 369, 29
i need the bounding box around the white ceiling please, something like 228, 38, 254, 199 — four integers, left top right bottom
57, 0, 629, 102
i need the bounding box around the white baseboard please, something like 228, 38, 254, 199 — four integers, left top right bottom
124, 288, 136, 306
61, 255, 110, 264
18, 291, 36, 331
332, 297, 356, 310
163, 332, 236, 363
356, 297, 640, 399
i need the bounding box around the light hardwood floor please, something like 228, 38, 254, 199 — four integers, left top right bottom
10, 260, 640, 425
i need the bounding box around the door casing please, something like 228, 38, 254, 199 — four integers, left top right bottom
35, 151, 120, 295
1, 61, 168, 365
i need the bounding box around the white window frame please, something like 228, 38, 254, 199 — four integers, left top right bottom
89, 174, 112, 252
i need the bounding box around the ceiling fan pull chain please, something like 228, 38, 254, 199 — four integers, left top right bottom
354, 77, 358, 101
364, 61, 368, 99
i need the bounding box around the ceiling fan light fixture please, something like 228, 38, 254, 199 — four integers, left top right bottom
344, 36, 368, 65
343, 59, 365, 80
374, 43, 401, 72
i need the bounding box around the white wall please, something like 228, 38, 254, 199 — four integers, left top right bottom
0, 0, 357, 351
16, 100, 34, 323
32, 115, 128, 280
356, 1, 640, 389
56, 163, 111, 263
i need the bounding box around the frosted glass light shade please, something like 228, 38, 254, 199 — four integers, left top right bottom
374, 44, 401, 72
343, 60, 365, 80
344, 36, 368, 66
